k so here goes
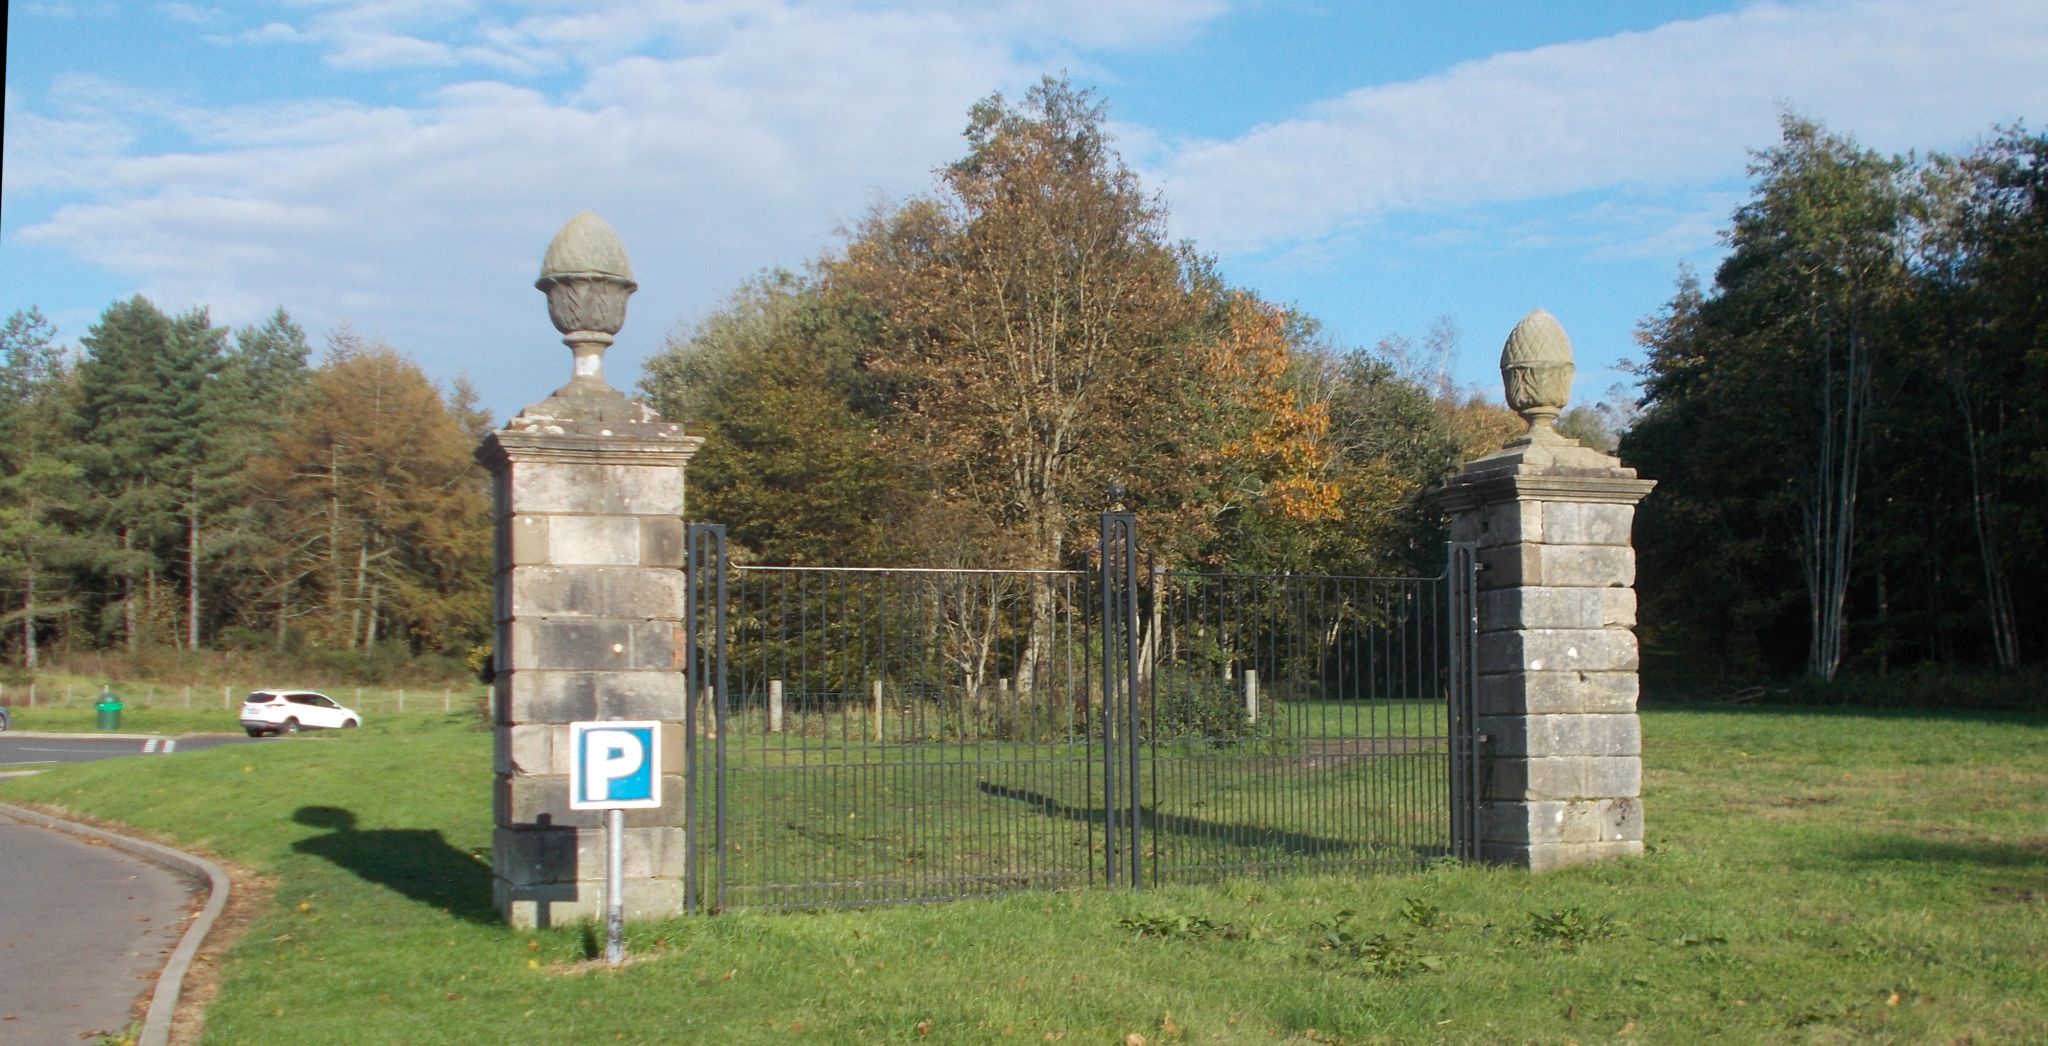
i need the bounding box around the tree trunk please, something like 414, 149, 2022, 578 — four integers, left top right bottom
22, 568, 38, 670
187, 486, 202, 651
351, 542, 369, 651
121, 527, 139, 653
1802, 323, 1870, 682
330, 443, 345, 644
363, 580, 380, 650
1952, 382, 2019, 669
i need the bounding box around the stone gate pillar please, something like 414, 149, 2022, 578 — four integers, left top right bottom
477, 213, 701, 927
1438, 310, 1654, 871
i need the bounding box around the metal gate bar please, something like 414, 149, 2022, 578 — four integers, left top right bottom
681, 514, 1481, 911
683, 523, 729, 912
1099, 511, 1142, 889
1446, 540, 1481, 861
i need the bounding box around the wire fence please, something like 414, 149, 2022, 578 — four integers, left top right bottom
0, 678, 485, 716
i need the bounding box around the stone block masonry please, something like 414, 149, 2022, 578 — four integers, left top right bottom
480, 212, 703, 929
1437, 309, 1655, 873
481, 428, 699, 928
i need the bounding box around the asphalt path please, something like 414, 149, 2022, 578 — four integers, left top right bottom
0, 808, 203, 1041
0, 733, 259, 770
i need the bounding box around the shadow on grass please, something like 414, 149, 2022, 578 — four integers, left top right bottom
1846, 833, 2047, 869
977, 780, 1360, 856
292, 806, 499, 924
1640, 698, 2048, 727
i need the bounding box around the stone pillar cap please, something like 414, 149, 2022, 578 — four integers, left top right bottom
537, 211, 637, 290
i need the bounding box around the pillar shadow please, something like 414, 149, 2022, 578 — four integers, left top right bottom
976, 781, 1360, 857
1844, 834, 2046, 869
291, 806, 499, 925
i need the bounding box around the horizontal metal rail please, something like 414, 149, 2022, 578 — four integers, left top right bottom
688, 519, 1470, 912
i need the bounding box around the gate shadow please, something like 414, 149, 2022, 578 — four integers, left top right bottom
976, 781, 1360, 856
291, 806, 498, 924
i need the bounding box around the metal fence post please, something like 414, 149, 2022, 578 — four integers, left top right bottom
1446, 541, 1481, 861
1099, 511, 1143, 890
684, 523, 730, 913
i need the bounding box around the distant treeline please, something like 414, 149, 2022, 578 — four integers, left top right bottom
1625, 116, 2048, 679
11, 86, 2031, 688
0, 78, 1523, 673
0, 300, 493, 669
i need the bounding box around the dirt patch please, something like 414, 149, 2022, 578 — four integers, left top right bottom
1768, 795, 1838, 808
166, 862, 271, 1046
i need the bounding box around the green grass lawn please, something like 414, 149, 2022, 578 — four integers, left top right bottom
3, 705, 2043, 1043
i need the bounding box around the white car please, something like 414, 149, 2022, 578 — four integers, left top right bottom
240, 690, 362, 736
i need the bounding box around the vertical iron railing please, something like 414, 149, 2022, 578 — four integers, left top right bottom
1099, 511, 1143, 889
679, 514, 1469, 912
683, 523, 729, 912
1445, 541, 1481, 861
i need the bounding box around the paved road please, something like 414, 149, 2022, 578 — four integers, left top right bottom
0, 733, 258, 770
0, 809, 202, 1042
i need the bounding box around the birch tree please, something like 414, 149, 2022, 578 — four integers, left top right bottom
1718, 117, 1908, 680
829, 77, 1211, 693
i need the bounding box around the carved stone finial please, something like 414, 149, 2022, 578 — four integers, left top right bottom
1500, 308, 1575, 443
536, 212, 637, 390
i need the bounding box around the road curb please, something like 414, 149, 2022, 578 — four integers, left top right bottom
0, 801, 230, 1046
0, 732, 168, 741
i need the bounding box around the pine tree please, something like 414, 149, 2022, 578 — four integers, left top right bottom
0, 309, 89, 666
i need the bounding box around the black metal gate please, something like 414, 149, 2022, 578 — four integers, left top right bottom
683, 516, 1478, 912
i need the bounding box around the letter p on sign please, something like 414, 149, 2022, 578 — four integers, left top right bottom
569, 721, 662, 810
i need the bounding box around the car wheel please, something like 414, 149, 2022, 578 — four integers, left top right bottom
282, 717, 300, 735
245, 728, 263, 738
342, 719, 359, 729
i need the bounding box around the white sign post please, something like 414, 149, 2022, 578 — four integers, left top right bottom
569, 721, 661, 965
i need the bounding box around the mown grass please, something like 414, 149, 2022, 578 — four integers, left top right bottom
2, 704, 2043, 1043
2, 703, 470, 738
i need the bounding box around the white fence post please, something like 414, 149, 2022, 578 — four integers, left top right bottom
769, 679, 784, 733
871, 679, 884, 742
1245, 669, 1259, 725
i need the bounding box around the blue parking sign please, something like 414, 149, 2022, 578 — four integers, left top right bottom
569, 721, 662, 810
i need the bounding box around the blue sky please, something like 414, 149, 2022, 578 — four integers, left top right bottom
6, 1, 2046, 424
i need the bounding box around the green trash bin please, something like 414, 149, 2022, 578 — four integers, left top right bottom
96, 696, 124, 731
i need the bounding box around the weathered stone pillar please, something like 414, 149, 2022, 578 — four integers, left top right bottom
477, 213, 701, 927
1438, 310, 1654, 871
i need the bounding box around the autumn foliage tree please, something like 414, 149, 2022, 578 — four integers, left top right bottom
648, 77, 1471, 589
829, 78, 1212, 573
244, 334, 490, 654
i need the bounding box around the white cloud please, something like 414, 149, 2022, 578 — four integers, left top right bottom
7, 1, 1233, 417
12, 0, 2046, 417
1, 87, 136, 197
157, 2, 227, 26
1153, 0, 2048, 255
